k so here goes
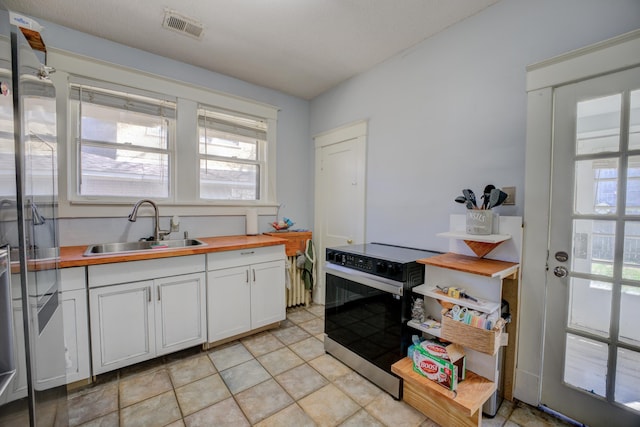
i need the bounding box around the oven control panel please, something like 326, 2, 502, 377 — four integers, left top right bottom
326, 249, 404, 281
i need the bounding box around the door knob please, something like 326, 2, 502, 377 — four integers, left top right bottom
347, 239, 353, 244
553, 266, 568, 278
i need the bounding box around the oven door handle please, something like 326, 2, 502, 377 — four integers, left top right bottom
325, 263, 404, 296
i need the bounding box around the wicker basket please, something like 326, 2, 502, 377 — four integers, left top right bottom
440, 315, 507, 355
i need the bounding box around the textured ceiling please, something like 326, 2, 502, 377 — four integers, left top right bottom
4, 0, 500, 99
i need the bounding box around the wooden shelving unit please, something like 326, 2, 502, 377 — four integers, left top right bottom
392, 357, 496, 427
403, 215, 523, 419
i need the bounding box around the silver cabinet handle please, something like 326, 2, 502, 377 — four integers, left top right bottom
253, 269, 256, 282
157, 287, 161, 301
241, 251, 255, 255
147, 286, 151, 303
246, 270, 249, 283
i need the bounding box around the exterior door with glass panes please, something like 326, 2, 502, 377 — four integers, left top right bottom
543, 66, 640, 425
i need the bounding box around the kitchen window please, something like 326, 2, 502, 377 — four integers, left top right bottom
198, 106, 266, 201
70, 81, 176, 200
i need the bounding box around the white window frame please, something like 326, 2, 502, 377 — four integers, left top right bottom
197, 105, 267, 202
68, 78, 177, 202
48, 49, 278, 218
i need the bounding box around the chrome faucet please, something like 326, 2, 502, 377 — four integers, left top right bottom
128, 199, 170, 241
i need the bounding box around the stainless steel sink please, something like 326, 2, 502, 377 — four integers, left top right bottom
83, 239, 207, 256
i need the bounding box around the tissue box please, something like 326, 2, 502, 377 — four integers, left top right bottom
409, 339, 466, 392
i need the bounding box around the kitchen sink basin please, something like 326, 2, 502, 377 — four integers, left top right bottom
83, 239, 207, 256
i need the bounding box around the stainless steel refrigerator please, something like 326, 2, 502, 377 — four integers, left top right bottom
0, 4, 67, 426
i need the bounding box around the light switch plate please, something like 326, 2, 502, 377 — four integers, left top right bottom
502, 186, 516, 205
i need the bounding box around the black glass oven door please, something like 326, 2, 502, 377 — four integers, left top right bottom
325, 273, 406, 372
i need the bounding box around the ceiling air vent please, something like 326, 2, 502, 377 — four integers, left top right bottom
162, 10, 203, 40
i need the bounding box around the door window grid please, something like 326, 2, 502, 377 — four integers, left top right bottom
569, 88, 640, 409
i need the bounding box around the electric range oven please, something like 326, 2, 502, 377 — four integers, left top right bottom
324, 243, 440, 399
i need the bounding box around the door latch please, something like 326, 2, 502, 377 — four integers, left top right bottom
553, 266, 568, 278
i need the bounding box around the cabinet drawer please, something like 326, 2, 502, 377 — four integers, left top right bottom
88, 255, 205, 288
61, 267, 86, 292
207, 245, 285, 270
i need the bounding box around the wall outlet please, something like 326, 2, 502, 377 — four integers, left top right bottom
502, 186, 516, 205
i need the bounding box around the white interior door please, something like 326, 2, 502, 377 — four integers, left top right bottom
314, 121, 366, 304
543, 66, 640, 425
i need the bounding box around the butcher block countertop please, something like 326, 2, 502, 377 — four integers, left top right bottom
57, 234, 287, 268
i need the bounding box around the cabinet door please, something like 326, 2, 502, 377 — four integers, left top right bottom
90, 281, 155, 375
251, 260, 285, 329
207, 266, 251, 342
155, 273, 206, 355
62, 289, 90, 383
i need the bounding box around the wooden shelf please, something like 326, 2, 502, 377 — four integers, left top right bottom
392, 357, 496, 426
412, 284, 501, 314
417, 253, 519, 279
437, 232, 511, 257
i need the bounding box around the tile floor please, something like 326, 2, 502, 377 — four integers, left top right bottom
66, 304, 574, 427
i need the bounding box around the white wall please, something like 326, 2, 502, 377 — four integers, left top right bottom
34, 20, 312, 245
309, 0, 640, 253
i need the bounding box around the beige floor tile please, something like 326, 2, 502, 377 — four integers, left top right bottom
306, 305, 325, 317
308, 354, 352, 382
298, 384, 360, 426
118, 357, 165, 379
333, 371, 384, 407
235, 379, 294, 424
208, 342, 254, 371
316, 333, 325, 342
119, 369, 173, 408
258, 347, 305, 376
175, 374, 231, 416
168, 354, 216, 388
242, 331, 285, 357
482, 414, 508, 427
275, 363, 329, 400
120, 390, 181, 427
255, 403, 316, 427
419, 418, 442, 427
298, 318, 324, 335
183, 397, 250, 427
164, 420, 186, 427
287, 309, 317, 324
509, 401, 574, 426
289, 336, 325, 361
271, 325, 311, 345
220, 359, 271, 394
498, 399, 515, 419
68, 381, 118, 426
365, 393, 426, 427
76, 411, 119, 427
278, 318, 296, 329
339, 409, 385, 427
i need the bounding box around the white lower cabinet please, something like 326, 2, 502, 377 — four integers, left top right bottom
90, 280, 156, 374
88, 255, 206, 375
207, 246, 286, 343
155, 274, 207, 355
